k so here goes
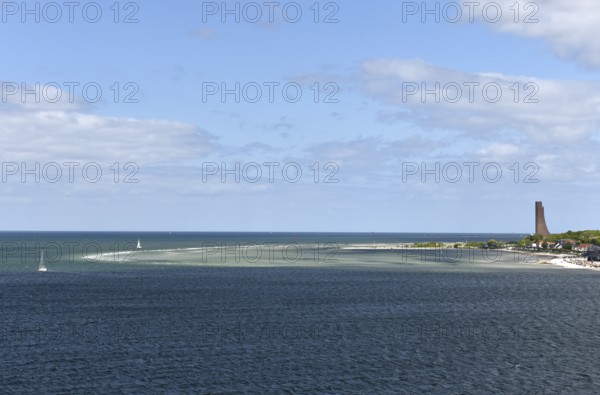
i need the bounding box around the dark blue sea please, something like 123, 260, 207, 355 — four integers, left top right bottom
2, 232, 599, 393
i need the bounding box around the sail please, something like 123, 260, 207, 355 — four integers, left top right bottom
38, 251, 47, 272
137, 239, 142, 250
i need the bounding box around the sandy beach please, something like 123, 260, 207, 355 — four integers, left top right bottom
545, 256, 600, 270
342, 243, 600, 271
80, 242, 600, 271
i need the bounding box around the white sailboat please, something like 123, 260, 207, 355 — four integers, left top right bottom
38, 250, 47, 272
136, 239, 142, 250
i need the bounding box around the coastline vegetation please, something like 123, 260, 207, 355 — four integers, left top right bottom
410, 240, 508, 249
409, 231, 600, 255
412, 242, 445, 248
521, 230, 600, 243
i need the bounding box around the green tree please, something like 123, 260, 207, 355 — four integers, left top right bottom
487, 239, 498, 249
517, 239, 529, 248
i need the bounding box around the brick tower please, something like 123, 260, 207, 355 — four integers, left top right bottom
535, 201, 550, 236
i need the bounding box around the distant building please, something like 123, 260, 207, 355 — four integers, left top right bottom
554, 239, 576, 249
575, 244, 592, 252
535, 201, 550, 236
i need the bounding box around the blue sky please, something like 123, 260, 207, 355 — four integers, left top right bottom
1, 0, 599, 232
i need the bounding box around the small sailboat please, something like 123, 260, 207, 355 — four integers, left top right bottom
136, 239, 142, 250
38, 250, 47, 272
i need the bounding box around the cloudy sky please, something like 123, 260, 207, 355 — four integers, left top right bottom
1, 0, 599, 232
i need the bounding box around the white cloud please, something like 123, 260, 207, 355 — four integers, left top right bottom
0, 105, 217, 165
0, 96, 360, 200
484, 0, 600, 68
476, 143, 521, 159
0, 91, 223, 200
363, 59, 600, 142
362, 58, 600, 183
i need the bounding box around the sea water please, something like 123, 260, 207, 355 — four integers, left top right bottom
2, 232, 599, 393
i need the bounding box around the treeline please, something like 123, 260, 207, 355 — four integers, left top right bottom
517, 230, 600, 249
412, 240, 509, 249
411, 232, 600, 251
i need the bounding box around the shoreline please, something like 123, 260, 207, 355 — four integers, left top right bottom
80, 242, 600, 271
342, 243, 600, 271
545, 256, 600, 271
